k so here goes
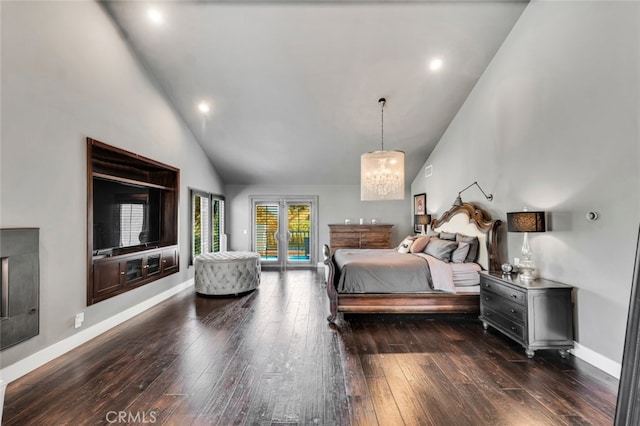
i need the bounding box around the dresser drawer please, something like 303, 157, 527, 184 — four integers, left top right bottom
480, 277, 526, 306
328, 224, 393, 250
361, 233, 392, 249
331, 235, 361, 249
481, 306, 526, 342
481, 290, 527, 323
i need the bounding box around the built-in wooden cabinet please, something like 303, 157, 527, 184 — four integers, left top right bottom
328, 224, 393, 251
91, 246, 179, 303
87, 139, 180, 305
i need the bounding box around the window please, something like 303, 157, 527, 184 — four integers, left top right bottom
190, 189, 225, 264
119, 203, 144, 247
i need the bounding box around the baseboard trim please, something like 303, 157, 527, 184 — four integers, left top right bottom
0, 278, 194, 384
571, 341, 622, 379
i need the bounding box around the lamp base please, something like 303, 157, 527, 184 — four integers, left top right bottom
518, 258, 536, 280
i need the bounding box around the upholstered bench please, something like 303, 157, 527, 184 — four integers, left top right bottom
194, 251, 261, 295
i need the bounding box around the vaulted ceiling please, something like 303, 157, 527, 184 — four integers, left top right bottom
104, 1, 528, 185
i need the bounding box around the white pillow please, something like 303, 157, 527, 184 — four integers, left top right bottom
397, 237, 414, 254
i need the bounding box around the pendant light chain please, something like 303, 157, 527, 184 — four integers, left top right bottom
380, 98, 385, 151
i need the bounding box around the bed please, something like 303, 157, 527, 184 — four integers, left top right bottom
324, 202, 501, 323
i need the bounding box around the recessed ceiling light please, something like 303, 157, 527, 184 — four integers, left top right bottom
429, 57, 443, 72
147, 8, 164, 25
198, 102, 210, 114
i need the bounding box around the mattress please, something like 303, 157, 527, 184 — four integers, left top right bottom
333, 248, 481, 294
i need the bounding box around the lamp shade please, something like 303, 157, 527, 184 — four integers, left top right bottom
507, 211, 546, 233
415, 214, 431, 226
360, 150, 405, 200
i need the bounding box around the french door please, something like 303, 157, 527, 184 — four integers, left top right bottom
251, 196, 317, 269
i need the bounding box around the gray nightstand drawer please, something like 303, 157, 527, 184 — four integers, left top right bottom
480, 277, 526, 306
480, 306, 526, 341
481, 290, 527, 323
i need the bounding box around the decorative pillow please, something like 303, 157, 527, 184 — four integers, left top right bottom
451, 242, 470, 263
410, 236, 430, 253
397, 236, 416, 254
456, 234, 480, 262
424, 238, 459, 263
439, 231, 457, 241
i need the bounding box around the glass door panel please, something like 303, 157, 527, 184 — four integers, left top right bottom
254, 203, 280, 264
252, 197, 317, 270
286, 203, 311, 266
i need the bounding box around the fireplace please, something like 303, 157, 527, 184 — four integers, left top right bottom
0, 228, 40, 351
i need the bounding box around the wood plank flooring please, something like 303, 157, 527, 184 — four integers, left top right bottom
3, 270, 619, 425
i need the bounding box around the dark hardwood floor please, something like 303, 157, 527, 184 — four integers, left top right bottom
3, 270, 619, 425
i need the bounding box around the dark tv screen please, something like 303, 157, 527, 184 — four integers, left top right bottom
93, 177, 162, 252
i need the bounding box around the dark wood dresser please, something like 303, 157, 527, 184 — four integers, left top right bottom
479, 271, 574, 358
328, 224, 393, 251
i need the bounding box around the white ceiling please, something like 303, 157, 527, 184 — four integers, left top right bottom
104, 1, 528, 185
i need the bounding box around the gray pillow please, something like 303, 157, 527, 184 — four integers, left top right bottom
427, 230, 440, 238
451, 242, 470, 263
456, 234, 479, 262
439, 232, 457, 241
424, 238, 459, 263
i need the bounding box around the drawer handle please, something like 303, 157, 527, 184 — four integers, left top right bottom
120, 272, 125, 275
511, 326, 516, 331
484, 296, 491, 301
510, 309, 516, 313
486, 312, 492, 317
510, 294, 518, 299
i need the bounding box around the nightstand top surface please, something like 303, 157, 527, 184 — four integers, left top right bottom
328, 224, 393, 227
481, 271, 573, 290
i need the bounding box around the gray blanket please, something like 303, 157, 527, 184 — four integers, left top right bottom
333, 248, 435, 293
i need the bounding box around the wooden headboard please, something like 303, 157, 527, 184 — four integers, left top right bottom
431, 202, 501, 272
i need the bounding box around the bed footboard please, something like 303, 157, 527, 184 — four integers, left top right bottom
323, 244, 338, 323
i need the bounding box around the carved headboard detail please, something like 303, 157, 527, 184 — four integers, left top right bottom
431, 202, 501, 272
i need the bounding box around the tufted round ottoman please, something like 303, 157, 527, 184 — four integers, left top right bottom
194, 251, 261, 295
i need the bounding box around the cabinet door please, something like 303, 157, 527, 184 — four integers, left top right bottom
124, 258, 144, 285
146, 254, 162, 278
93, 260, 124, 296
162, 248, 178, 273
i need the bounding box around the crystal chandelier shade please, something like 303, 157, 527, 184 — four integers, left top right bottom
360, 98, 405, 201
361, 150, 405, 200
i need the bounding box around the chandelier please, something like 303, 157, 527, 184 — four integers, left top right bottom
361, 98, 405, 201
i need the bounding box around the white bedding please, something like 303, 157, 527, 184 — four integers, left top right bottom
415, 253, 481, 293
451, 262, 482, 286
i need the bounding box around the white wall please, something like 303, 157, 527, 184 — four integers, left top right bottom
0, 1, 223, 368
412, 1, 640, 365
225, 184, 413, 262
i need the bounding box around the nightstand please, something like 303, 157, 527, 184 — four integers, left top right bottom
479, 271, 574, 358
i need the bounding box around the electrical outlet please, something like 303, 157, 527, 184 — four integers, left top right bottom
514, 257, 520, 266
74, 312, 84, 329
